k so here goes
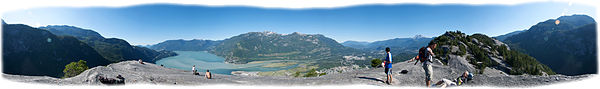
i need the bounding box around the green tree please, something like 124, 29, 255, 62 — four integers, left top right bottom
303, 68, 326, 77
371, 58, 383, 67
303, 69, 318, 77
319, 72, 327, 76
63, 60, 89, 78
293, 71, 301, 77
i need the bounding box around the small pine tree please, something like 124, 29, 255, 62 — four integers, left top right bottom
63, 60, 89, 78
293, 71, 301, 77
303, 69, 319, 77
371, 58, 382, 67
318, 72, 327, 76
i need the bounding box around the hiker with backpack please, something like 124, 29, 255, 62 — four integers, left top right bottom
383, 47, 393, 85
408, 41, 437, 87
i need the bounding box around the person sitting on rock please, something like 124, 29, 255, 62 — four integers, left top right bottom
432, 71, 473, 88
205, 70, 212, 79
116, 75, 125, 84
97, 75, 125, 85
432, 78, 457, 88
138, 59, 144, 64
456, 71, 473, 86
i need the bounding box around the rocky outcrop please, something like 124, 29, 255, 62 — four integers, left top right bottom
431, 31, 554, 75
3, 61, 590, 87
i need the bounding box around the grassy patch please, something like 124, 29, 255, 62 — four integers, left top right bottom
257, 63, 319, 76
261, 62, 298, 68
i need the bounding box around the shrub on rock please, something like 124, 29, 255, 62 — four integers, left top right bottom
63, 60, 89, 78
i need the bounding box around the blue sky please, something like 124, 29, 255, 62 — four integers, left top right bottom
1, 2, 596, 45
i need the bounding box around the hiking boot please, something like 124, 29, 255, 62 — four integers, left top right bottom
385, 81, 390, 85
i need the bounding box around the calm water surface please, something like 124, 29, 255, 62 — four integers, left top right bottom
155, 51, 298, 75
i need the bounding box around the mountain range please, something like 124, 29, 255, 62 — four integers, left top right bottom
501, 15, 597, 75
3, 14, 595, 77
149, 39, 221, 51
2, 22, 110, 77
39, 25, 177, 63
2, 22, 177, 78
340, 35, 434, 63
210, 32, 374, 69
149, 30, 556, 76
342, 35, 433, 53
494, 30, 524, 41
150, 32, 375, 69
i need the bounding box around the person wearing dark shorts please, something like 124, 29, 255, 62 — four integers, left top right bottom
385, 67, 392, 74
385, 67, 392, 77
384, 47, 393, 85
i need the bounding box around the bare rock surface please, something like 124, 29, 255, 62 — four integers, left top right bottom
3, 61, 592, 87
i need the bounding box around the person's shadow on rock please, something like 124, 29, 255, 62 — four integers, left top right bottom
358, 76, 385, 83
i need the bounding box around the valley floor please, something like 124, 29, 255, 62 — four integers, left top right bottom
2, 61, 593, 87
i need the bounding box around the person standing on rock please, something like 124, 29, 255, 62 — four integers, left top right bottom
192, 65, 197, 75
384, 47, 393, 85
423, 42, 436, 87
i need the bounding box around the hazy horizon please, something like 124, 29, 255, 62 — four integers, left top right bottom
2, 2, 596, 45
